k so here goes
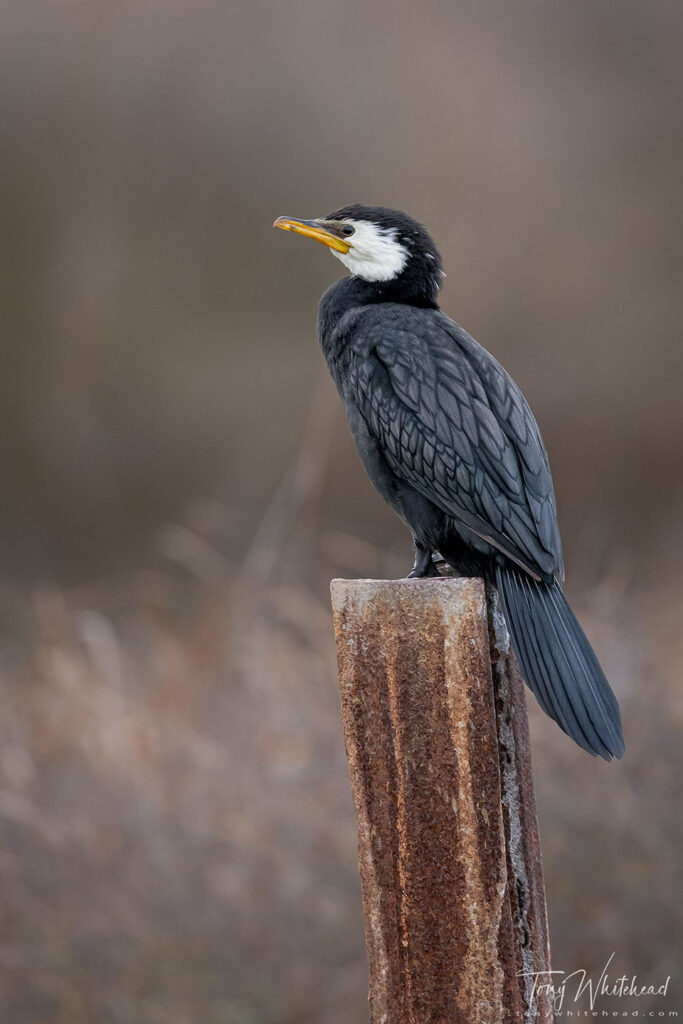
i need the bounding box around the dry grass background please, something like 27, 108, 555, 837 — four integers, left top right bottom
1, 1, 682, 1020
0, 505, 681, 1022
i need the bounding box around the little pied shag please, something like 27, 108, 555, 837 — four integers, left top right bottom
274, 205, 624, 760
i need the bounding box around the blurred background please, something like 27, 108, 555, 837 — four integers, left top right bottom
1, 1, 682, 1021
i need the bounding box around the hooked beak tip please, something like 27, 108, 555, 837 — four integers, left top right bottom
272, 216, 350, 254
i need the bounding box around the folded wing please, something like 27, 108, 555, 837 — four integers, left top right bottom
345, 306, 563, 582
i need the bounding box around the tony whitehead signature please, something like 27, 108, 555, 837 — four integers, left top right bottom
521, 953, 672, 1012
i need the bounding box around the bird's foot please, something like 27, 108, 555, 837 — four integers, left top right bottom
407, 547, 441, 578
407, 565, 441, 578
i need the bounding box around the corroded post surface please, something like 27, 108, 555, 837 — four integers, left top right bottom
330, 577, 554, 1024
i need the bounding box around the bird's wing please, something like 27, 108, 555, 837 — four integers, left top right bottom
344, 306, 564, 581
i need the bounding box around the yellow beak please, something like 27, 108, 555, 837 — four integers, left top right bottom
273, 216, 350, 254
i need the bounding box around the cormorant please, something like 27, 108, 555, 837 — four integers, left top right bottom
274, 205, 624, 760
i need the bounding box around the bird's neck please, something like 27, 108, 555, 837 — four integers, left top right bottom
318, 274, 439, 343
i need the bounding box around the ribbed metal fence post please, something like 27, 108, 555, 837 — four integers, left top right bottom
331, 576, 554, 1024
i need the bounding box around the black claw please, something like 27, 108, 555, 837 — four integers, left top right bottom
407, 565, 440, 578
407, 546, 441, 577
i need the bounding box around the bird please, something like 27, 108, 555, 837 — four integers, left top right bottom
273, 204, 624, 760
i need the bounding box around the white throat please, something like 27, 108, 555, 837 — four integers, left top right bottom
330, 219, 409, 282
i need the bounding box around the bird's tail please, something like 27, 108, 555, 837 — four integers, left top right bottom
495, 564, 625, 760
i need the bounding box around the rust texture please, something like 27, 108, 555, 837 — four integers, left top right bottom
330, 577, 554, 1024
488, 592, 555, 1023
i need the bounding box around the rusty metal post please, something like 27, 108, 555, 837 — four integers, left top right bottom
330, 577, 554, 1024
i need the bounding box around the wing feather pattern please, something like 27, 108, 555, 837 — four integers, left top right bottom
341, 306, 563, 581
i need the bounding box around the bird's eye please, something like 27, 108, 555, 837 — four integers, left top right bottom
340, 224, 355, 237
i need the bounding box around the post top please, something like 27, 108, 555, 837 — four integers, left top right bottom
330, 575, 485, 601
330, 577, 487, 624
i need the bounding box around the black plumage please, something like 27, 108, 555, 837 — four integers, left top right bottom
275, 204, 624, 760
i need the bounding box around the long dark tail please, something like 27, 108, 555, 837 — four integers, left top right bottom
495, 564, 625, 760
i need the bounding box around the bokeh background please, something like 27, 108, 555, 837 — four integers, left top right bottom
1, 1, 682, 1021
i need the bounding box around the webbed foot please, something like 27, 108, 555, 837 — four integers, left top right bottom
407, 545, 441, 578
